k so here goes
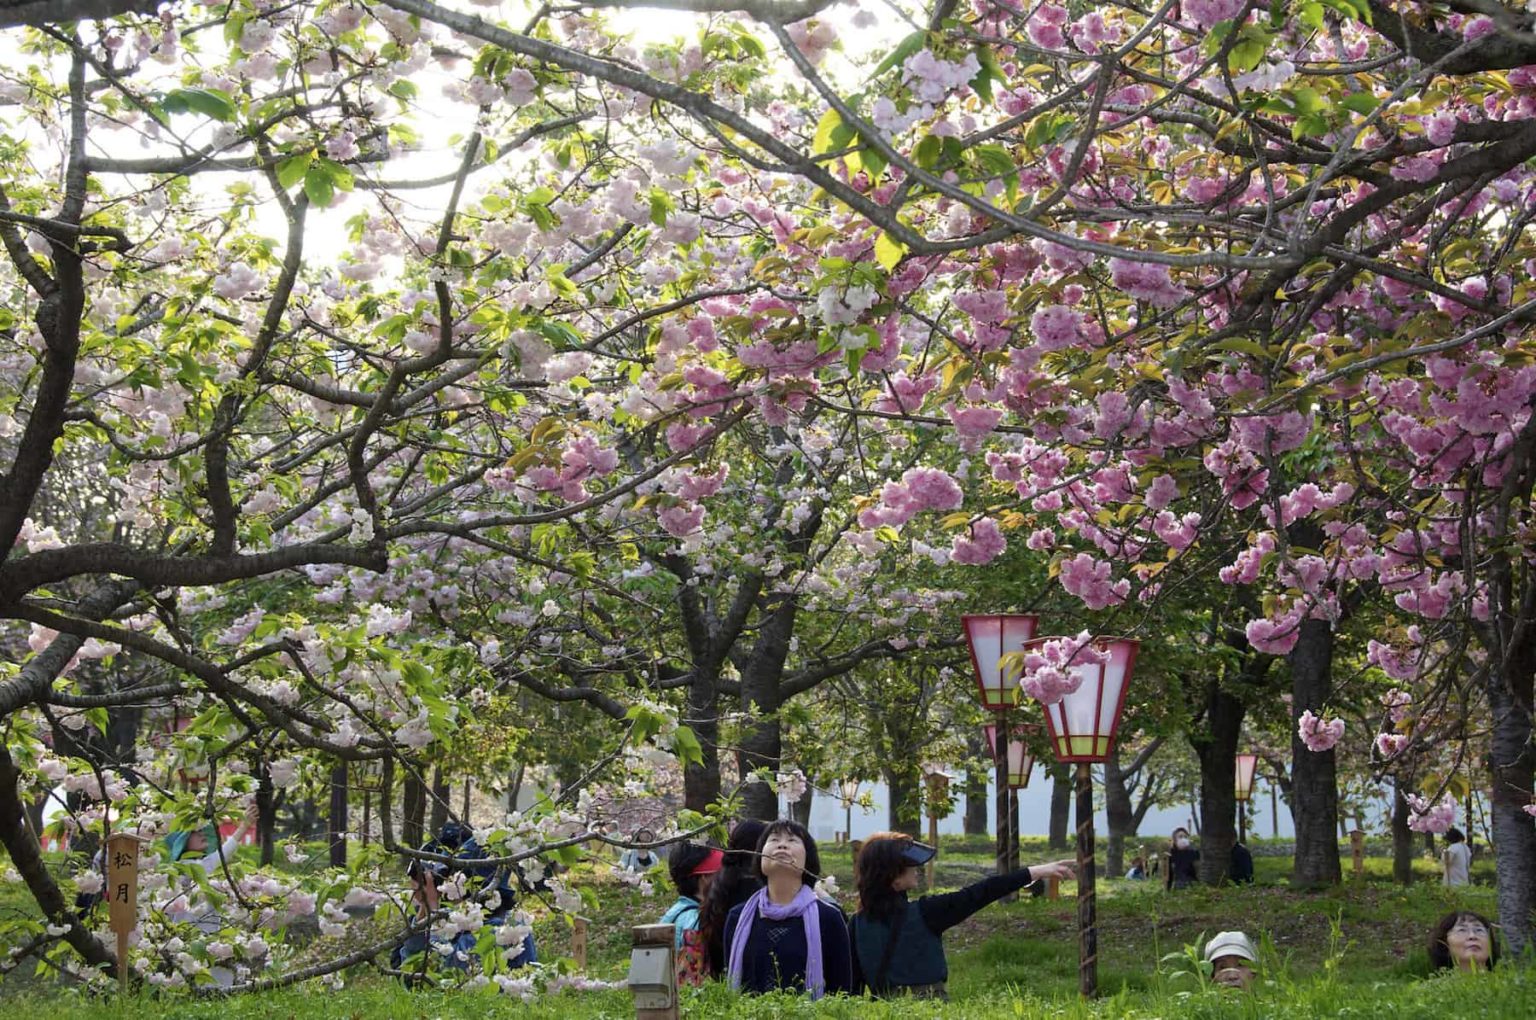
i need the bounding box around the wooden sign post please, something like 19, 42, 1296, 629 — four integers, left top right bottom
105, 832, 142, 994
1350, 829, 1365, 879
571, 916, 588, 971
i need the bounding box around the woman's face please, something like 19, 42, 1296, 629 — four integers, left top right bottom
1446, 916, 1492, 970
185, 830, 208, 853
761, 829, 807, 878
890, 864, 921, 893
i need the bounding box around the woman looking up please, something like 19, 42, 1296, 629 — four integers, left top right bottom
723, 820, 852, 998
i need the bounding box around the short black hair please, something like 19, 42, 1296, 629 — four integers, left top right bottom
1428, 911, 1498, 971
1445, 827, 1465, 844
756, 819, 820, 887
667, 841, 715, 899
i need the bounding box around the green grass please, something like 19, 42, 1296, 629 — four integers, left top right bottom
1, 839, 1520, 1017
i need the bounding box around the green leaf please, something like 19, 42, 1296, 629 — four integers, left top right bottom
275, 151, 313, 190
303, 165, 334, 206
1341, 93, 1379, 115
162, 88, 237, 123
670, 726, 704, 768
813, 108, 844, 155
874, 231, 906, 270
913, 134, 942, 169
867, 30, 927, 80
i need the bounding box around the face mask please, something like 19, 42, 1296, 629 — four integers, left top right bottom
1175, 837, 1190, 849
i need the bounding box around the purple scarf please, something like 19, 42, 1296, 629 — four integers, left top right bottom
727, 884, 825, 998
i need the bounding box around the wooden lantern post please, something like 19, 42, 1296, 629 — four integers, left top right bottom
1028, 635, 1140, 999
963, 613, 1038, 894
1234, 753, 1259, 844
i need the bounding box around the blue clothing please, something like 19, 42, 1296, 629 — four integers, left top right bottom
661, 895, 702, 951
394, 930, 537, 973
723, 898, 852, 996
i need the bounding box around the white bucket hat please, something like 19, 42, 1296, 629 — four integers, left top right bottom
1203, 931, 1258, 963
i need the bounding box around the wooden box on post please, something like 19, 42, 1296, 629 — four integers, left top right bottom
628, 923, 678, 1020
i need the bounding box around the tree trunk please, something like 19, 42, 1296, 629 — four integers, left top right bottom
403, 770, 425, 848
790, 785, 812, 827
963, 763, 989, 836
0, 747, 117, 976
737, 600, 798, 820
1288, 615, 1342, 886
1103, 750, 1135, 878
1192, 684, 1244, 884
256, 762, 276, 866
1488, 653, 1536, 955
429, 766, 450, 833
683, 668, 722, 812
328, 762, 348, 868
1049, 762, 1071, 850
1391, 781, 1413, 885
885, 766, 921, 837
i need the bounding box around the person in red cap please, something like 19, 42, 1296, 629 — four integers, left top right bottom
661, 841, 725, 985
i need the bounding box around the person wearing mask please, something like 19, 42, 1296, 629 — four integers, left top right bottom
1203, 931, 1260, 990
1429, 910, 1498, 971
1441, 827, 1471, 887
723, 820, 852, 998
697, 818, 767, 978
619, 828, 661, 872
1166, 827, 1199, 890
660, 841, 723, 985
1125, 855, 1148, 880
849, 833, 1074, 999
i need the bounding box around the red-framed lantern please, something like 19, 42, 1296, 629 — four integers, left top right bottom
962, 614, 1039, 711
984, 723, 1036, 788
1235, 753, 1259, 802
1027, 636, 1140, 763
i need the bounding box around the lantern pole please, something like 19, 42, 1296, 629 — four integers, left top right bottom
1075, 761, 1097, 998
994, 711, 1014, 894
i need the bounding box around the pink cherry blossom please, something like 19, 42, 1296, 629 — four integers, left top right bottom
1058, 552, 1129, 609
951, 517, 1007, 564
1297, 709, 1345, 753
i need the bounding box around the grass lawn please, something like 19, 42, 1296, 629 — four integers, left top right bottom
1, 836, 1524, 1017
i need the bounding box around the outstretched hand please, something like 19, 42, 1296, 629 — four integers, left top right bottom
1028, 859, 1077, 882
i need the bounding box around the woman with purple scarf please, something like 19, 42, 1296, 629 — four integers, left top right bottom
723, 819, 852, 998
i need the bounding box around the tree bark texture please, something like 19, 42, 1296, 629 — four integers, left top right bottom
1288, 616, 1342, 886
402, 771, 425, 848
1191, 683, 1244, 884
328, 762, 348, 868
1391, 781, 1413, 886
1049, 761, 1071, 850
1488, 654, 1536, 955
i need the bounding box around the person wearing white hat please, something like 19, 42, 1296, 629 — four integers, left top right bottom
1203, 931, 1259, 990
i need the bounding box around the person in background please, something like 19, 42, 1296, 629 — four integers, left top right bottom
1166, 827, 1199, 890
392, 820, 537, 979
619, 827, 660, 872
660, 841, 723, 985
723, 820, 851, 998
1441, 827, 1471, 887
1203, 930, 1259, 990
1229, 841, 1255, 885
1429, 910, 1499, 971
849, 833, 1075, 999
697, 818, 767, 978
165, 801, 258, 875
1125, 855, 1148, 880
